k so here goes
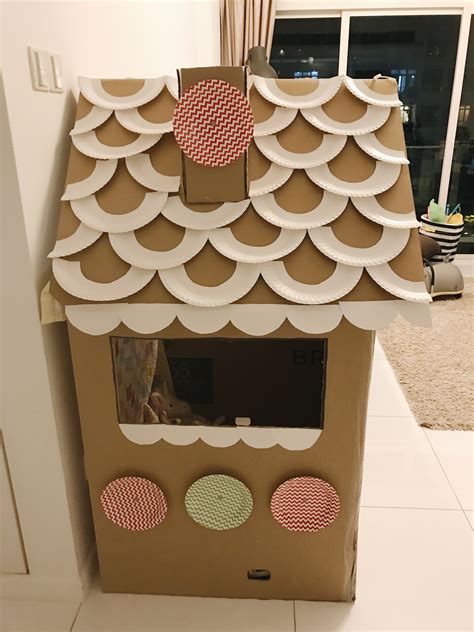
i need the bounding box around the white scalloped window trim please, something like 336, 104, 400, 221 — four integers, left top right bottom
209, 227, 305, 262
248, 163, 293, 197
254, 107, 298, 137
109, 229, 208, 270
261, 260, 362, 304
301, 104, 390, 136
308, 225, 410, 266
251, 75, 343, 109
115, 108, 173, 135
159, 263, 260, 307
78, 76, 172, 109
48, 223, 102, 258
70, 191, 168, 233
255, 134, 346, 169
162, 195, 250, 229
351, 196, 419, 228
343, 77, 402, 107
354, 133, 409, 164
251, 190, 348, 229
306, 161, 401, 197
119, 423, 322, 451
61, 159, 118, 201
125, 154, 179, 193
72, 129, 161, 160
367, 263, 432, 303
70, 105, 112, 136
52, 259, 155, 301
64, 300, 430, 337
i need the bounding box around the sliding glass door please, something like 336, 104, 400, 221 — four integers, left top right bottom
270, 5, 472, 251
347, 15, 460, 215
270, 18, 341, 78
447, 22, 474, 253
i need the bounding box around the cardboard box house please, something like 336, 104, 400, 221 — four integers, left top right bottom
45, 66, 431, 601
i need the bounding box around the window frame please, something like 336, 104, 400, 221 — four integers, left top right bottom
274, 1, 473, 209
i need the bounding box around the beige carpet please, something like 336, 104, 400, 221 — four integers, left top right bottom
377, 279, 473, 430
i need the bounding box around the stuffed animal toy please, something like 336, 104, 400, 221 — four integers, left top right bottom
146, 381, 225, 426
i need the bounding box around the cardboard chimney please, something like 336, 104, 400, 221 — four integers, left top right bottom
45, 66, 431, 601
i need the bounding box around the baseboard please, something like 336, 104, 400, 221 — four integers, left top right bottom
1, 573, 84, 602
454, 254, 473, 278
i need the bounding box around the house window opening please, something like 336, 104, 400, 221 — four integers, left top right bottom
110, 337, 327, 430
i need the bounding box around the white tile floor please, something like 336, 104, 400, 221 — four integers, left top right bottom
3, 341, 473, 632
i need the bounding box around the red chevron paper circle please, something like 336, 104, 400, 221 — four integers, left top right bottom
173, 79, 254, 167
100, 476, 167, 531
271, 476, 340, 533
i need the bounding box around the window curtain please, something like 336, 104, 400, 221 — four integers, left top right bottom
111, 337, 159, 424
220, 0, 277, 66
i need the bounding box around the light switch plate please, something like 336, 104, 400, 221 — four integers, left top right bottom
50, 53, 63, 93
28, 46, 51, 91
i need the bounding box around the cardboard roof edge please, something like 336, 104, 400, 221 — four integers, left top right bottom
44, 68, 431, 334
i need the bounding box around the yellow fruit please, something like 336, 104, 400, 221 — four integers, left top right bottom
446, 213, 463, 225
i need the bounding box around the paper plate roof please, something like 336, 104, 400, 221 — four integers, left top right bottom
48, 70, 431, 335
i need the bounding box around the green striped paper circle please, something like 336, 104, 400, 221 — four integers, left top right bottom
185, 474, 253, 530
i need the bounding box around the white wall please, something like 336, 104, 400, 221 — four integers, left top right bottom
1, 0, 220, 598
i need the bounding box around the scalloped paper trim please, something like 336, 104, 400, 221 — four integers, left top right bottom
309, 225, 410, 266
65, 300, 430, 336
161, 195, 250, 229
251, 190, 348, 229
125, 154, 180, 192
159, 263, 260, 306
351, 196, 419, 228
164, 75, 179, 100
78, 76, 168, 110
254, 107, 298, 137
115, 108, 173, 135
209, 227, 305, 263
61, 159, 118, 201
367, 263, 432, 303
343, 77, 402, 107
109, 229, 208, 270
306, 161, 401, 197
255, 134, 346, 169
354, 133, 409, 164
248, 163, 293, 197
52, 259, 155, 301
285, 304, 342, 333
340, 300, 398, 330
70, 105, 112, 136
301, 104, 390, 136
120, 423, 322, 451
251, 75, 343, 109
70, 191, 167, 233
261, 261, 362, 304
397, 300, 431, 326
72, 130, 161, 160
48, 223, 102, 258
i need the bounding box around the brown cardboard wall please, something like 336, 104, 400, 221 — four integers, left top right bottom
68, 319, 374, 601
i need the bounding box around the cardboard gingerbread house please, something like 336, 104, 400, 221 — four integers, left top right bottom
45, 66, 431, 601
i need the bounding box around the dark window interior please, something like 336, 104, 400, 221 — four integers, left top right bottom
111, 337, 327, 430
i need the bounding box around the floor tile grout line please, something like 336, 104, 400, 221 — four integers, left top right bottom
422, 427, 467, 514
68, 600, 83, 632
360, 505, 464, 512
